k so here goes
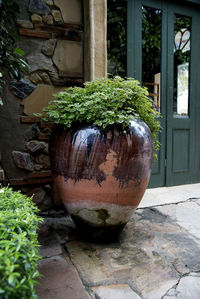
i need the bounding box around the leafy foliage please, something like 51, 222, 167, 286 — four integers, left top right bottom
42, 76, 161, 152
0, 0, 27, 104
0, 187, 42, 298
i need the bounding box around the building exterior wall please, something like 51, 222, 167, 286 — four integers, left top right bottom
0, 0, 107, 210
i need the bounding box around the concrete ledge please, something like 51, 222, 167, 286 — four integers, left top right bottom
139, 183, 200, 208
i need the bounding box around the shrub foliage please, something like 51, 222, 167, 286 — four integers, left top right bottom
0, 187, 42, 298
42, 76, 161, 152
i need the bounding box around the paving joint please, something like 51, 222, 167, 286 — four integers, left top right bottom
162, 270, 200, 299
63, 242, 93, 295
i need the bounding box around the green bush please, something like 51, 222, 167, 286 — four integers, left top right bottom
0, 187, 42, 298
41, 76, 161, 153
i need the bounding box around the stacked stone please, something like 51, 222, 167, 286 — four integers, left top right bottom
11, 119, 54, 212
14, 0, 83, 90
12, 123, 51, 173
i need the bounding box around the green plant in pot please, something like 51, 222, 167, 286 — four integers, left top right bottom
42, 76, 161, 241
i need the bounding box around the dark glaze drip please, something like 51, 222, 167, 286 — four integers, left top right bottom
50, 119, 153, 187
50, 126, 108, 185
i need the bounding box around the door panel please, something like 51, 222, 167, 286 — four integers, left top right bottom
141, 0, 167, 187
166, 3, 197, 186
172, 129, 190, 173
127, 0, 200, 187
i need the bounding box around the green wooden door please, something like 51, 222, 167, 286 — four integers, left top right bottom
127, 0, 200, 187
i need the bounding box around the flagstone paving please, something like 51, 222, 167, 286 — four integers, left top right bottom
36, 185, 200, 299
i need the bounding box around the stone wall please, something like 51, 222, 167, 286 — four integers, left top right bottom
0, 0, 83, 211
0, 0, 107, 213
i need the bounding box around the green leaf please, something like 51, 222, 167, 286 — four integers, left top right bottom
0, 187, 42, 297
13, 47, 24, 56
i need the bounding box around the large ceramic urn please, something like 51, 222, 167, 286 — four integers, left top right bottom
50, 119, 153, 240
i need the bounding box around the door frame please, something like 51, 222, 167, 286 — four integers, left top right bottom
127, 0, 200, 187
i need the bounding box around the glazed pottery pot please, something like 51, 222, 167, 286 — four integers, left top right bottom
50, 119, 153, 241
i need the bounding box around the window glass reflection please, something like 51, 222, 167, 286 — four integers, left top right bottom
142, 6, 162, 112
173, 15, 191, 116
107, 0, 127, 77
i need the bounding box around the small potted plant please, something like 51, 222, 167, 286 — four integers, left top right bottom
42, 76, 161, 241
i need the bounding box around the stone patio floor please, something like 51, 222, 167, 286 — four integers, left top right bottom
36, 183, 200, 299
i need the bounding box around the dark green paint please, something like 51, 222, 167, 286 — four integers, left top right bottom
127, 0, 200, 187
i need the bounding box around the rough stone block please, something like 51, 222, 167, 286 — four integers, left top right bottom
27, 187, 53, 211
48, 67, 66, 85
43, 14, 54, 25
12, 151, 34, 171
29, 0, 50, 15
18, 37, 44, 57
40, 72, 51, 84
52, 9, 63, 23
9, 79, 35, 99
27, 53, 54, 73
44, 0, 53, 6
24, 124, 40, 141
41, 39, 57, 57
34, 163, 43, 171
26, 140, 46, 153
38, 216, 75, 245
54, 0, 82, 25
53, 40, 82, 76
31, 13, 43, 23
35, 154, 50, 169
29, 72, 43, 84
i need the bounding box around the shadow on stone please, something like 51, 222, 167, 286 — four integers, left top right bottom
71, 215, 126, 244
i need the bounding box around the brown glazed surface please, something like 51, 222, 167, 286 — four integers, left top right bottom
50, 119, 153, 208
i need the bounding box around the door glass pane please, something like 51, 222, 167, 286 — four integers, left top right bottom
107, 0, 127, 77
173, 14, 191, 116
142, 6, 162, 112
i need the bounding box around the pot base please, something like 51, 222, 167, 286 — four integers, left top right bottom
71, 215, 126, 243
